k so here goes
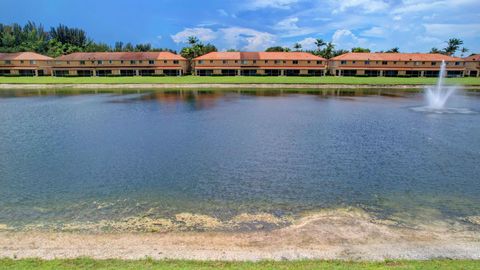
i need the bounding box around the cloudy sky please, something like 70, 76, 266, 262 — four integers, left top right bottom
1, 0, 479, 54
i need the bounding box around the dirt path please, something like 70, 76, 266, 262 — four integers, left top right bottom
1, 210, 479, 261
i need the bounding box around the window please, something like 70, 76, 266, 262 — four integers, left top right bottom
340, 60, 347, 64
164, 60, 167, 64
382, 61, 388, 65
241, 60, 248, 64
121, 60, 124, 64
173, 60, 179, 64
431, 62, 436, 66
149, 60, 155, 64
283, 60, 286, 64
130, 60, 136, 64
4, 60, 11, 64
307, 61, 311, 64
253, 60, 256, 64
422, 61, 425, 64
198, 60, 204, 64
109, 60, 113, 64
139, 60, 143, 64
405, 61, 408, 64
20, 60, 24, 64
234, 60, 238, 63
91, 61, 95, 64
67, 61, 70, 64
352, 61, 356, 64
376, 61, 379, 64
317, 61, 322, 65
455, 62, 461, 66
222, 60, 227, 64
365, 61, 370, 65
265, 60, 269, 64
393, 61, 397, 64
293, 60, 299, 64
97, 60, 103, 65
210, 60, 213, 63
80, 61, 86, 65
274, 60, 280, 64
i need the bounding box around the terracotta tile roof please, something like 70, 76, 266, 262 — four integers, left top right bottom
464, 54, 480, 61
55, 52, 185, 61
0, 52, 52, 61
194, 52, 326, 61
331, 53, 463, 62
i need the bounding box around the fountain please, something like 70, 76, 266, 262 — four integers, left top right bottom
424, 60, 456, 109
412, 60, 474, 114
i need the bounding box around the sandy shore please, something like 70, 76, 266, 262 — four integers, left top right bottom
1, 83, 480, 90
1, 209, 479, 261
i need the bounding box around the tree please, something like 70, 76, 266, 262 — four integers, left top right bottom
385, 47, 399, 53
226, 49, 238, 52
179, 36, 217, 60
460, 47, 469, 57
135, 43, 151, 52
443, 38, 463, 56
430, 47, 442, 54
315, 38, 326, 51
114, 41, 124, 52
293, 43, 302, 51
265, 46, 290, 52
351, 47, 370, 53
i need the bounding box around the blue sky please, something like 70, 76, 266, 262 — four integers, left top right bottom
1, 0, 479, 55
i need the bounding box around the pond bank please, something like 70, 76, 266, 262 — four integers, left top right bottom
1, 209, 479, 261
1, 83, 480, 90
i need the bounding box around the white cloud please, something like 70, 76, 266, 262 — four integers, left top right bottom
273, 17, 316, 37
170, 28, 217, 43
171, 27, 276, 51
332, 0, 389, 13
246, 0, 299, 10
361, 26, 384, 37
423, 23, 480, 39
156, 35, 162, 40
217, 9, 229, 17
297, 37, 318, 50
392, 0, 478, 15
332, 29, 369, 49
220, 27, 276, 51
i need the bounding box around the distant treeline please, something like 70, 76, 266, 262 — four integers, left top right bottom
0, 22, 473, 59
0, 22, 175, 57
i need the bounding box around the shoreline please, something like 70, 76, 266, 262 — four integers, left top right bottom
1, 209, 479, 261
1, 83, 480, 90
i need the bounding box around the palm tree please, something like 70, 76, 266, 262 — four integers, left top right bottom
293, 43, 302, 51
430, 47, 442, 54
443, 38, 463, 56
187, 36, 199, 46
315, 38, 326, 51
386, 47, 399, 53
460, 47, 469, 57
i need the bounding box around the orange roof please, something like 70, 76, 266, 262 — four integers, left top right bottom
0, 52, 52, 61
464, 54, 480, 61
194, 52, 326, 61
55, 52, 185, 61
331, 53, 463, 62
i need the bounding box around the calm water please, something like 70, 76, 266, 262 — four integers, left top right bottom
1, 89, 479, 228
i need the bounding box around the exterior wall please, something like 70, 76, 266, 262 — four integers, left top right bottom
0, 59, 52, 75
465, 61, 480, 77
329, 60, 466, 77
193, 59, 327, 75
51, 59, 187, 76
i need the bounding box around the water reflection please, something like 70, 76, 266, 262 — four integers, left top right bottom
0, 88, 479, 229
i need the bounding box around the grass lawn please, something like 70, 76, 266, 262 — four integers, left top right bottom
0, 76, 479, 85
0, 259, 479, 270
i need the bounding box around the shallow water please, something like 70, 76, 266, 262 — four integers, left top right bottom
0, 89, 479, 230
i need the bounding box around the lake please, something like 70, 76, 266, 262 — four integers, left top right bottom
1, 89, 479, 231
